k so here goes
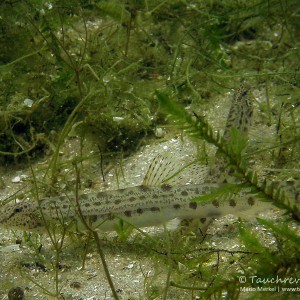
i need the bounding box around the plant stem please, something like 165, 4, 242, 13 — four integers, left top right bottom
73, 163, 120, 300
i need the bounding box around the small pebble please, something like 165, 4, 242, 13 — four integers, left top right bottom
8, 287, 24, 300
23, 98, 34, 107
11, 175, 28, 183
70, 281, 82, 289
127, 263, 134, 269
155, 127, 165, 138
11, 176, 21, 183
113, 116, 124, 122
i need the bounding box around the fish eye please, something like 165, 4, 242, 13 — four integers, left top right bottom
14, 207, 22, 213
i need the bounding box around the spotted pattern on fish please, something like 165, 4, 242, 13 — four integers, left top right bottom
0, 84, 298, 233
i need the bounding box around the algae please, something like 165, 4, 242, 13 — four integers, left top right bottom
0, 0, 299, 299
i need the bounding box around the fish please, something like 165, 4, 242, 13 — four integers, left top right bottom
0, 183, 275, 233
0, 84, 297, 233
0, 152, 276, 233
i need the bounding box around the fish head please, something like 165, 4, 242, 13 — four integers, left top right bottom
0, 201, 43, 231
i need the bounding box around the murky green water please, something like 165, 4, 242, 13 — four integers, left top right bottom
0, 1, 299, 299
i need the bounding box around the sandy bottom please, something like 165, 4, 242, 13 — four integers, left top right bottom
0, 137, 296, 299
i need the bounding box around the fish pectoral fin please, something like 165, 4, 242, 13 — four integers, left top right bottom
165, 218, 181, 231
178, 217, 213, 236
143, 153, 183, 186
143, 153, 208, 186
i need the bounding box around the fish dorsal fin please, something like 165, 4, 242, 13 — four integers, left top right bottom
143, 153, 183, 186
169, 163, 209, 186
143, 153, 209, 186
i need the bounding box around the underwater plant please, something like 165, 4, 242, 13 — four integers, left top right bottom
0, 0, 299, 299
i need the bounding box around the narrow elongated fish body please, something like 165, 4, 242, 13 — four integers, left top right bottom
0, 84, 297, 233
0, 183, 272, 232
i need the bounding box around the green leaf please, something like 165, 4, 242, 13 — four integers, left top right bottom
238, 220, 276, 264
192, 183, 252, 204
257, 218, 300, 247
156, 91, 192, 125
96, 2, 130, 23
113, 219, 134, 241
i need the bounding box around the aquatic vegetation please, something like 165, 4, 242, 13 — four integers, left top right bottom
0, 0, 299, 299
